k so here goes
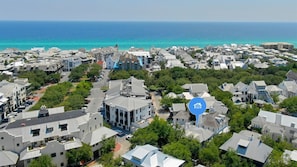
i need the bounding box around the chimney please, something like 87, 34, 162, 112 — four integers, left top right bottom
275, 113, 282, 125
249, 134, 254, 141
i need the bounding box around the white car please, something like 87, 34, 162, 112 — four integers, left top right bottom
126, 134, 133, 140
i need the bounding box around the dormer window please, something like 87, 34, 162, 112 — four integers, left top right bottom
31, 129, 40, 136
59, 124, 68, 131
46, 127, 54, 133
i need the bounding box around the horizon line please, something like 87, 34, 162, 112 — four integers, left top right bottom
0, 20, 297, 23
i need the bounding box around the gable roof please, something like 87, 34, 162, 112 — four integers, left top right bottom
171, 103, 186, 113
106, 76, 147, 98
82, 127, 117, 146
219, 132, 272, 163
185, 124, 214, 143
122, 144, 185, 167
182, 83, 208, 93
173, 110, 190, 120
104, 96, 151, 111
0, 151, 18, 166
286, 70, 297, 81
279, 81, 297, 93
257, 110, 297, 128
234, 81, 248, 92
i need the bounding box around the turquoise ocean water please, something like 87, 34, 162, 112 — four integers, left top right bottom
0, 21, 296, 50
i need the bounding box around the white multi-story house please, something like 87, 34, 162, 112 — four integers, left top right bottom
128, 50, 152, 68
103, 77, 153, 132
62, 56, 82, 71
251, 110, 297, 147
122, 144, 185, 167
105, 52, 121, 69
0, 106, 117, 167
278, 80, 297, 98
0, 92, 8, 121
0, 79, 29, 114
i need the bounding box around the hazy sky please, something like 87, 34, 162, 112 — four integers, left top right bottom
1, 0, 296, 22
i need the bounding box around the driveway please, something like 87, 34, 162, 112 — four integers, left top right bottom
113, 135, 131, 158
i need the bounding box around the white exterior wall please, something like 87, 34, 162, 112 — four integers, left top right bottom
106, 55, 116, 69
40, 141, 67, 167
0, 131, 24, 153
0, 110, 114, 167
107, 103, 153, 131
173, 118, 187, 126
279, 82, 289, 97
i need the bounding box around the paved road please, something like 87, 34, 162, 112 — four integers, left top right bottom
59, 72, 71, 83
150, 92, 170, 120
86, 70, 110, 113
114, 135, 131, 158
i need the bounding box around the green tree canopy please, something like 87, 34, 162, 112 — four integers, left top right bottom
280, 96, 297, 113
66, 143, 93, 166
29, 155, 55, 167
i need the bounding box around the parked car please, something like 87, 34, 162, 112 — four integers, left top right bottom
126, 134, 133, 140
114, 129, 125, 137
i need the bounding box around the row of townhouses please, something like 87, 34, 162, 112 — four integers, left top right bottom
0, 106, 117, 167
220, 73, 297, 105
0, 79, 30, 121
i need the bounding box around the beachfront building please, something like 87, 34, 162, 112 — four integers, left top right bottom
105, 52, 121, 69
260, 42, 294, 51
122, 144, 185, 167
62, 56, 82, 71
0, 106, 117, 167
128, 49, 152, 68
103, 77, 153, 132
90, 47, 118, 62
19, 58, 63, 74
114, 52, 143, 70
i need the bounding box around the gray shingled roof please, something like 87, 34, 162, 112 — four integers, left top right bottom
6, 110, 86, 129
171, 103, 186, 113
286, 70, 297, 81
219, 132, 272, 163
173, 110, 190, 120
104, 96, 151, 111
83, 127, 117, 146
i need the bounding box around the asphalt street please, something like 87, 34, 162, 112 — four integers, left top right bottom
86, 69, 110, 113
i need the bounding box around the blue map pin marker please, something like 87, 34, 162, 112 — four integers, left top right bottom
188, 97, 206, 127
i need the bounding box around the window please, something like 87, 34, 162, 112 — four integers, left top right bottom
1, 137, 3, 140
59, 124, 68, 131
17, 143, 20, 147
51, 153, 56, 158
61, 163, 64, 167
31, 129, 40, 136
2, 146, 4, 150
60, 152, 64, 155
46, 127, 54, 133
